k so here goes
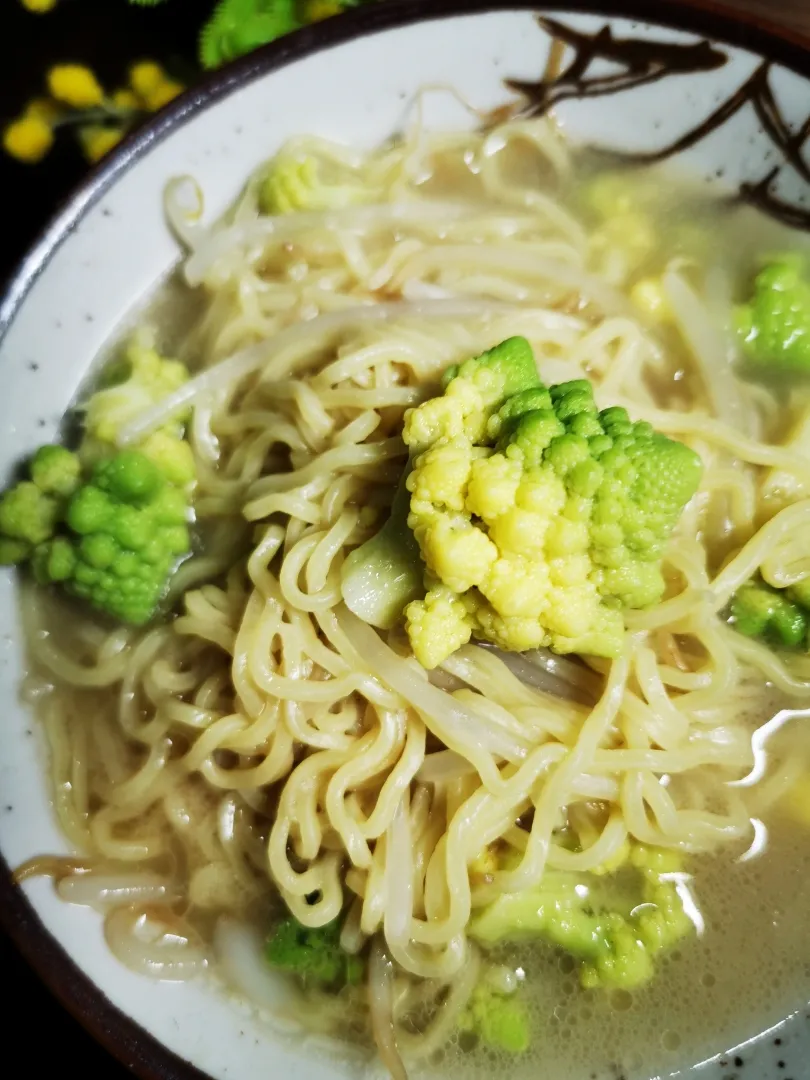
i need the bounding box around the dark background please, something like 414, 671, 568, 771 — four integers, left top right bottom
1, 6, 202, 1076
1, 1, 809, 1078
2, 0, 202, 281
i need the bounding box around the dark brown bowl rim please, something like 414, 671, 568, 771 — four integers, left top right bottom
1, 3, 808, 1078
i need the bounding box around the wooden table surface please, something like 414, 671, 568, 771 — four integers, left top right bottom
1, 2, 808, 1080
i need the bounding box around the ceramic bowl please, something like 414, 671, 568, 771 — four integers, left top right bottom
1, 3, 809, 1079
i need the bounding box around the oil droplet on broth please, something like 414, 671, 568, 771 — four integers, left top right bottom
610, 990, 634, 1013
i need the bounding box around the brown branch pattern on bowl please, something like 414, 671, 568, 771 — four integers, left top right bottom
503, 16, 810, 230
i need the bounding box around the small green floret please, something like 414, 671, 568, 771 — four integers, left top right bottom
258, 148, 371, 216
81, 336, 193, 482
469, 844, 693, 992
0, 446, 83, 564
265, 915, 364, 989
30, 445, 82, 498
731, 579, 808, 648
139, 430, 196, 488
0, 482, 60, 547
0, 537, 33, 566
459, 981, 530, 1054
31, 536, 77, 585
736, 256, 810, 384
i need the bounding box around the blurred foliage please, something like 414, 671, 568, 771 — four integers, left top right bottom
6, 0, 373, 166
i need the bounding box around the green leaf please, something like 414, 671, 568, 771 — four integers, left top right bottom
200, 0, 301, 70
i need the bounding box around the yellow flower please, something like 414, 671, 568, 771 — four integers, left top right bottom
48, 64, 105, 108
129, 61, 166, 98
127, 61, 184, 112
3, 115, 53, 164
25, 97, 61, 124
304, 0, 344, 19
20, 0, 59, 12
79, 126, 123, 164
111, 89, 140, 112
142, 80, 184, 112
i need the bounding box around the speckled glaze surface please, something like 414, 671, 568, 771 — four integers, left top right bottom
0, 4, 809, 1080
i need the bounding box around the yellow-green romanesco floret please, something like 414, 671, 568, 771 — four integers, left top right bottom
398, 338, 702, 668
470, 842, 694, 993
458, 977, 530, 1053
406, 584, 472, 670
84, 335, 189, 446
258, 147, 374, 216
81, 334, 195, 487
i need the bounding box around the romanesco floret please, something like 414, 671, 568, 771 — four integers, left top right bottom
0, 482, 61, 551
0, 334, 197, 621
398, 337, 701, 667
458, 979, 530, 1053
264, 915, 364, 989
469, 844, 693, 992
0, 443, 82, 565
736, 256, 810, 384
32, 450, 191, 625
258, 148, 371, 216
82, 335, 195, 486
406, 583, 472, 669
0, 442, 191, 623
29, 445, 82, 498
730, 578, 809, 649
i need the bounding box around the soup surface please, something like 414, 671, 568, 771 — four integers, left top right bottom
13, 111, 810, 1080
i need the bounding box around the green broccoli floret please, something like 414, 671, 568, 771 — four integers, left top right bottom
31, 450, 191, 625
264, 915, 364, 989
469, 845, 692, 992
199, 0, 300, 71
343, 336, 703, 668
458, 979, 530, 1054
340, 468, 423, 629
730, 578, 808, 648
736, 256, 810, 384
